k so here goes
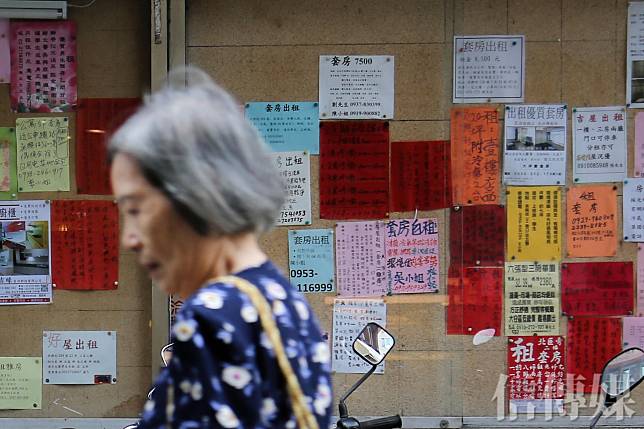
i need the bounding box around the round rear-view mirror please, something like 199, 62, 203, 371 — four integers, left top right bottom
352, 322, 395, 366
600, 347, 644, 397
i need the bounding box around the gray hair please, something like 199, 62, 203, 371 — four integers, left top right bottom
108, 67, 285, 236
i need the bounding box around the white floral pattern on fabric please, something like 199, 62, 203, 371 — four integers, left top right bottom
263, 279, 287, 300
294, 300, 310, 320
196, 290, 224, 309
216, 327, 233, 344
165, 402, 175, 417
240, 305, 258, 323
173, 319, 197, 342
312, 342, 331, 363
144, 399, 155, 412
260, 332, 273, 350
215, 405, 240, 428
223, 322, 235, 332
314, 382, 332, 416
286, 346, 298, 359
179, 379, 192, 394
272, 299, 287, 316
260, 397, 277, 421
191, 381, 203, 401
222, 365, 252, 389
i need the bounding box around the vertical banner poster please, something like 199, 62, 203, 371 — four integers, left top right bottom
10, 21, 77, 113
0, 127, 17, 200
450, 205, 505, 267
639, 246, 644, 316
332, 298, 386, 374
384, 218, 439, 294
623, 317, 644, 349
561, 262, 634, 317
504, 104, 567, 185
0, 19, 9, 83
245, 102, 319, 154
624, 178, 644, 242
16, 117, 70, 192
450, 107, 500, 206
288, 229, 334, 294
320, 121, 389, 219
572, 107, 626, 183
336, 221, 386, 297
319, 55, 394, 120
453, 35, 525, 103
76, 98, 140, 195
390, 140, 451, 212
567, 317, 621, 393
628, 2, 644, 107
507, 186, 562, 261
447, 266, 503, 335
636, 113, 644, 176
507, 336, 565, 414
504, 262, 560, 336
270, 151, 311, 226
0, 357, 41, 409
566, 185, 617, 258
43, 331, 116, 384
0, 200, 51, 305
51, 200, 119, 290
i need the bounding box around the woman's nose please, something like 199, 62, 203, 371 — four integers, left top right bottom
122, 228, 142, 252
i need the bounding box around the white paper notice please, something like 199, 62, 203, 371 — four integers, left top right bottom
627, 2, 644, 107
43, 331, 116, 384
623, 317, 644, 349
504, 104, 567, 185
270, 151, 311, 226
319, 55, 394, 120
332, 298, 386, 374
572, 107, 627, 183
336, 221, 387, 297
0, 200, 51, 305
624, 178, 644, 242
453, 35, 525, 103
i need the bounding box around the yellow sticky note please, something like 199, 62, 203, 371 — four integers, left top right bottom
505, 262, 561, 336
507, 186, 562, 261
16, 117, 70, 192
0, 357, 41, 409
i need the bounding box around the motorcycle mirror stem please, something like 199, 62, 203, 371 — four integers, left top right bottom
590, 394, 616, 429
338, 364, 377, 418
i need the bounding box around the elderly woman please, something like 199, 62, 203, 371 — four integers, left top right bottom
109, 69, 332, 429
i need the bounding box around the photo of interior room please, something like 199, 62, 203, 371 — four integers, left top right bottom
506, 126, 565, 151
0, 221, 49, 275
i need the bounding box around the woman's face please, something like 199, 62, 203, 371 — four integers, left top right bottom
110, 153, 207, 297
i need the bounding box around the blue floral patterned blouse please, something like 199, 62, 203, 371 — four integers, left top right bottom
137, 261, 333, 429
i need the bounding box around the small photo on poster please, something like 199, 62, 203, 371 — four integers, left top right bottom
0, 220, 48, 275
0, 200, 51, 305
505, 126, 565, 152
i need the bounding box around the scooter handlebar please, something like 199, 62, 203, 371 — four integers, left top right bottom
358, 415, 402, 429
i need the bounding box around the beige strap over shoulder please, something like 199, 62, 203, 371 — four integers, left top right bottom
217, 275, 319, 429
